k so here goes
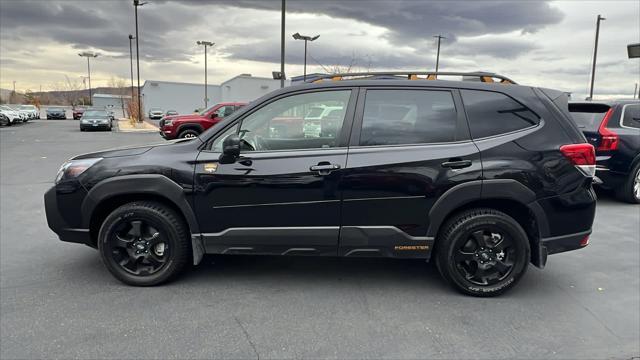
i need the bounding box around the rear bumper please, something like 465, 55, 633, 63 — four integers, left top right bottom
44, 187, 92, 246
535, 230, 591, 268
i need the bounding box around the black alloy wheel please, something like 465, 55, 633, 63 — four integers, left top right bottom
98, 201, 190, 286
107, 219, 169, 276
436, 208, 530, 297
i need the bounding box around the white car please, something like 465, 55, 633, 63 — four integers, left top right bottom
0, 105, 22, 125
19, 104, 39, 119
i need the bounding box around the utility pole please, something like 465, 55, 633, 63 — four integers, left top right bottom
292, 33, 320, 82
128, 35, 136, 109
634, 83, 638, 99
280, 0, 286, 88
12, 81, 16, 93
134, 0, 146, 122
197, 41, 215, 109
433, 35, 446, 73
589, 15, 605, 100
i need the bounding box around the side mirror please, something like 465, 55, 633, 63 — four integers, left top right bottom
219, 134, 240, 164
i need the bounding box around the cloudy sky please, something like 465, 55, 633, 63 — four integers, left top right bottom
0, 0, 638, 99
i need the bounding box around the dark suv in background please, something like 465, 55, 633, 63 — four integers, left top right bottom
569, 100, 640, 203
45, 72, 596, 296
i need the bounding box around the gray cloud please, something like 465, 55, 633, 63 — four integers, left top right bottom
0, 0, 564, 65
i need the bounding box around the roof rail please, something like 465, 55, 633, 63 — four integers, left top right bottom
309, 71, 517, 84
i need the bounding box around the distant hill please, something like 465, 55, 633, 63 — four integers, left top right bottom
0, 87, 137, 105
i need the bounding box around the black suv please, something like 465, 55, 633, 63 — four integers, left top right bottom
569, 100, 640, 203
45, 72, 597, 296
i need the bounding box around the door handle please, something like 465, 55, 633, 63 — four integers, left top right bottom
441, 159, 472, 169
310, 162, 341, 175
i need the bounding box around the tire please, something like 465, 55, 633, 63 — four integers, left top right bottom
98, 201, 191, 286
615, 162, 640, 204
178, 129, 200, 139
435, 208, 530, 297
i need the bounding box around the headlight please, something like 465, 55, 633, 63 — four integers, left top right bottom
55, 158, 102, 184
164, 119, 173, 126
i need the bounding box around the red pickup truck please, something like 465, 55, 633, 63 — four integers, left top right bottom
159, 102, 246, 139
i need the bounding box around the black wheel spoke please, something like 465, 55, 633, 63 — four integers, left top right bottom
114, 234, 132, 249
146, 231, 162, 246
145, 252, 165, 267
455, 250, 476, 262
472, 266, 488, 284
471, 230, 488, 248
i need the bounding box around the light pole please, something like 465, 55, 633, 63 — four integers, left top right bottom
589, 14, 605, 100
433, 34, 446, 73
197, 41, 214, 109
280, 0, 285, 88
292, 32, 319, 82
78, 52, 98, 105
133, 0, 146, 121
128, 34, 136, 109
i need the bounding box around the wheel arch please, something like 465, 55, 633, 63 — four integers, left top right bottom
427, 179, 549, 268
176, 123, 204, 136
82, 175, 200, 250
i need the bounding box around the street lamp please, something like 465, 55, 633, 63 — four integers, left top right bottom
128, 35, 136, 109
292, 32, 319, 82
133, 0, 146, 121
78, 52, 98, 104
196, 41, 215, 109
588, 14, 605, 100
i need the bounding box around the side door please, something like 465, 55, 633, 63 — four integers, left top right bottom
339, 87, 482, 258
194, 88, 357, 256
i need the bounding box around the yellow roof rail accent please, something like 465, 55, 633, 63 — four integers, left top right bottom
331, 76, 343, 81
408, 74, 419, 80
426, 74, 437, 80
480, 76, 494, 83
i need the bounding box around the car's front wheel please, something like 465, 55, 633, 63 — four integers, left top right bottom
178, 129, 199, 139
436, 208, 530, 297
98, 201, 191, 286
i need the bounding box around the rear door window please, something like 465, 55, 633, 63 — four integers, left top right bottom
461, 90, 539, 139
568, 103, 611, 131
359, 89, 458, 146
621, 104, 640, 129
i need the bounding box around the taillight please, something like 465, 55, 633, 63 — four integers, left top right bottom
597, 108, 618, 151
560, 143, 596, 177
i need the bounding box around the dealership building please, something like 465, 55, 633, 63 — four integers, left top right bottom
141, 74, 290, 115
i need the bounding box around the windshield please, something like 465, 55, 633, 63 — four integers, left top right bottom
150, 108, 162, 112
568, 103, 610, 130
83, 110, 108, 117
49, 108, 64, 111
20, 105, 35, 110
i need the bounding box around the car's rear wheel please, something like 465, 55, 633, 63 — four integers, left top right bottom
178, 129, 199, 139
616, 162, 640, 204
436, 208, 530, 297
98, 201, 191, 286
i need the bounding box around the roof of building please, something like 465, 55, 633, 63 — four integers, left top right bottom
92, 93, 131, 99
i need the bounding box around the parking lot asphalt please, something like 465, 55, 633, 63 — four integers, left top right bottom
1, 120, 639, 359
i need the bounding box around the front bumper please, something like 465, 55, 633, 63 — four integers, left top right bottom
159, 128, 175, 139
47, 114, 66, 119
44, 187, 92, 246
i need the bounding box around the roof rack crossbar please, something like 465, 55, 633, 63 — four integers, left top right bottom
306, 71, 517, 84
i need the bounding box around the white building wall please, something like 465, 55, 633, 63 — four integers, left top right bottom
220, 76, 289, 103
92, 94, 131, 118
142, 81, 221, 115
141, 75, 291, 116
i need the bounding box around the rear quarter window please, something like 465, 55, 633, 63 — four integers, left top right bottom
621, 104, 640, 129
461, 90, 539, 139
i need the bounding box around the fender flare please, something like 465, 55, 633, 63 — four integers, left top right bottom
176, 123, 204, 136
426, 179, 550, 239
81, 174, 200, 233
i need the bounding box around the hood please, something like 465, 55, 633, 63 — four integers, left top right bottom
165, 113, 206, 122
73, 138, 200, 159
